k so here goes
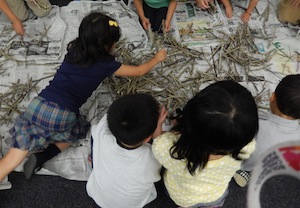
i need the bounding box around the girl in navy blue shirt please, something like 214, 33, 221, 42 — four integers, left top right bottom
0, 12, 167, 181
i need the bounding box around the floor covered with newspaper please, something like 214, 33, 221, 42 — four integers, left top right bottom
0, 0, 299, 191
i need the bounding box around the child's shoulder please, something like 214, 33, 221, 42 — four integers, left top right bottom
153, 131, 179, 146
258, 112, 270, 120
158, 131, 179, 139
239, 139, 256, 160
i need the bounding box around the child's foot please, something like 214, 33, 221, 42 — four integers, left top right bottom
23, 154, 43, 179
23, 144, 61, 179
0, 176, 12, 190
233, 170, 250, 187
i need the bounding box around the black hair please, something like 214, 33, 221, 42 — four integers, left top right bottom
171, 80, 259, 175
275, 74, 300, 119
107, 93, 160, 146
66, 12, 121, 67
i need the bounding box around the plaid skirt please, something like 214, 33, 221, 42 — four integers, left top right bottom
10, 96, 90, 151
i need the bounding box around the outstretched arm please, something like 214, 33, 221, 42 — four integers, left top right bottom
133, 0, 150, 30
241, 0, 258, 23
164, 0, 177, 32
0, 0, 25, 35
114, 49, 167, 76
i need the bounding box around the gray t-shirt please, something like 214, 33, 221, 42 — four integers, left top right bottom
241, 113, 300, 171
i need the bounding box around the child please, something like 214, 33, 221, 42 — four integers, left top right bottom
196, 0, 258, 23
134, 0, 177, 32
277, 0, 300, 25
152, 80, 258, 207
86, 93, 167, 208
0, 12, 167, 182
0, 0, 52, 36
234, 74, 300, 187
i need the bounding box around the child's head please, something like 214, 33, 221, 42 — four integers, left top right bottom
171, 80, 258, 175
272, 74, 300, 119
67, 12, 121, 66
107, 94, 160, 147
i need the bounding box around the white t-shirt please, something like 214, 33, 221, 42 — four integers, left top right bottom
242, 113, 300, 171
86, 115, 162, 208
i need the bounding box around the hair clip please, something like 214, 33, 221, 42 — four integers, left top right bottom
109, 20, 118, 27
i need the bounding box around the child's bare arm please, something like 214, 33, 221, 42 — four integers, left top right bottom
165, 0, 177, 32
220, 0, 233, 18
152, 106, 168, 139
0, 0, 24, 35
241, 0, 258, 23
133, 0, 150, 30
114, 49, 167, 76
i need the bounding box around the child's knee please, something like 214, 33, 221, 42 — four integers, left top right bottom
6, 0, 29, 21
277, 0, 300, 25
27, 0, 52, 18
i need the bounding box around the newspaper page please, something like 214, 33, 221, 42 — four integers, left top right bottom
173, 0, 300, 49
248, 141, 300, 208
60, 0, 148, 51
0, 6, 66, 64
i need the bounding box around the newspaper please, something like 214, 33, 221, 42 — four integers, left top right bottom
173, 0, 300, 49
60, 0, 148, 51
248, 141, 300, 208
0, 6, 66, 64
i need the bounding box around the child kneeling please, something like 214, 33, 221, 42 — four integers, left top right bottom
86, 93, 167, 208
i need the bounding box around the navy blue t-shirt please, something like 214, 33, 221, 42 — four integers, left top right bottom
39, 59, 121, 114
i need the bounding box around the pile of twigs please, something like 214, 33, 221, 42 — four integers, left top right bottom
103, 23, 280, 118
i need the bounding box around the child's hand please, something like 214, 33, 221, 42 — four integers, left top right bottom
241, 12, 251, 23
291, 0, 300, 8
158, 106, 168, 125
164, 20, 171, 32
154, 49, 167, 62
152, 106, 168, 138
141, 17, 150, 31
225, 5, 233, 18
196, 0, 211, 9
12, 19, 25, 36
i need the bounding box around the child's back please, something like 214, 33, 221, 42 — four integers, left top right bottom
152, 80, 259, 207
242, 74, 300, 171
87, 94, 166, 208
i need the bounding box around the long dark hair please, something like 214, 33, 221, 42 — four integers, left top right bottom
171, 80, 258, 175
66, 12, 121, 67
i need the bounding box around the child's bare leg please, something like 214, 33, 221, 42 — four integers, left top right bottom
23, 142, 70, 179
0, 148, 28, 182
220, 0, 233, 18
55, 142, 71, 151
